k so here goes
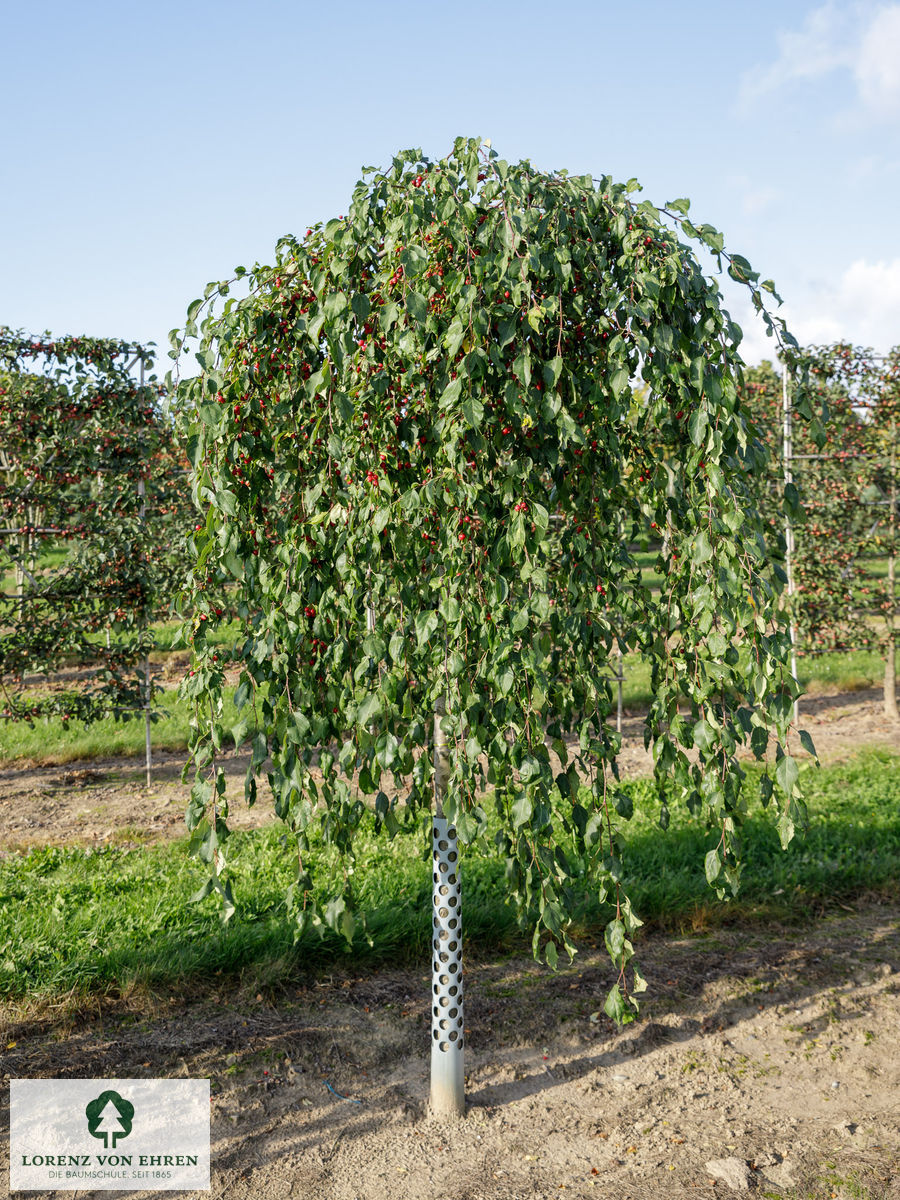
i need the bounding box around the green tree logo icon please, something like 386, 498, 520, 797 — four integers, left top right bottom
85, 1090, 134, 1149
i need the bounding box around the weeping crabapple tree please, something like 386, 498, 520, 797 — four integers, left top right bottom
172, 138, 817, 1117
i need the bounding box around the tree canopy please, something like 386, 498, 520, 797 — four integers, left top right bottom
172, 138, 815, 1018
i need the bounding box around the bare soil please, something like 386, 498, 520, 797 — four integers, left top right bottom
1, 688, 898, 1199
1, 905, 899, 1199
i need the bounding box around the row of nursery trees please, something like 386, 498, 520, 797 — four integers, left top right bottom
1, 333, 897, 728
743, 347, 900, 721
0, 330, 196, 723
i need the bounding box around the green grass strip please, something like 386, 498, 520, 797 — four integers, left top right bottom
0, 750, 897, 999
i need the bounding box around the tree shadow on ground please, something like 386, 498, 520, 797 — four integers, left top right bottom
2, 901, 897, 1161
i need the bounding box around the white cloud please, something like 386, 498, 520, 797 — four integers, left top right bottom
744, 2, 853, 95
726, 173, 781, 217
793, 257, 900, 347
741, 185, 780, 217
740, 2, 900, 120
726, 257, 900, 362
728, 298, 793, 368
855, 6, 900, 112
846, 151, 900, 185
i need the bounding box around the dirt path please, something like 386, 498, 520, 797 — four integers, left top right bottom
0, 686, 896, 852
1, 903, 898, 1198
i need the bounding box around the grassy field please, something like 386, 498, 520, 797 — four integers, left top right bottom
1, 750, 896, 1000
0, 683, 249, 763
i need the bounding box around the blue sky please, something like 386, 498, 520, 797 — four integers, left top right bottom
2, 0, 898, 373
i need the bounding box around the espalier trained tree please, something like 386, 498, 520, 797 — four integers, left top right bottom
740, 347, 899, 720
0, 331, 190, 727
172, 139, 816, 1116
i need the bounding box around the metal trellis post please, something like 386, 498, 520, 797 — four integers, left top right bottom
139, 358, 152, 789
783, 363, 799, 724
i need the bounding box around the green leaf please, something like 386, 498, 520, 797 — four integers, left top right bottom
324, 894, 356, 945
777, 810, 795, 850
334, 392, 354, 422
439, 377, 462, 410
511, 606, 529, 633
610, 367, 630, 399
614, 790, 633, 820
692, 717, 716, 752
776, 754, 799, 796
230, 717, 249, 750
750, 725, 768, 760
438, 595, 460, 623
511, 793, 533, 828
531, 502, 549, 531
497, 316, 517, 346
188, 878, 214, 904
462, 396, 484, 427
543, 357, 563, 388
216, 489, 238, 516
693, 529, 713, 564
707, 630, 726, 657
798, 729, 818, 761
251, 733, 268, 769
406, 292, 427, 324
605, 918, 625, 959
324, 291, 348, 320
379, 301, 399, 332
603, 982, 633, 1025
415, 609, 439, 648
690, 357, 705, 392
688, 408, 707, 445
497, 667, 514, 697
357, 693, 381, 728
704, 848, 721, 885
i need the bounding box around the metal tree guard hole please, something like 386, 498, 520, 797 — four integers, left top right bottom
432, 821, 464, 1056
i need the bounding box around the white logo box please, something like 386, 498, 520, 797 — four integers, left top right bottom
10, 1079, 210, 1192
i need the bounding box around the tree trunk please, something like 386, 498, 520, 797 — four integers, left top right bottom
885, 547, 898, 723
429, 694, 465, 1117
885, 623, 898, 723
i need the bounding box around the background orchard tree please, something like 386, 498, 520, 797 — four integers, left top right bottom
865, 347, 899, 721
172, 138, 817, 1117
0, 330, 193, 726
740, 347, 900, 721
